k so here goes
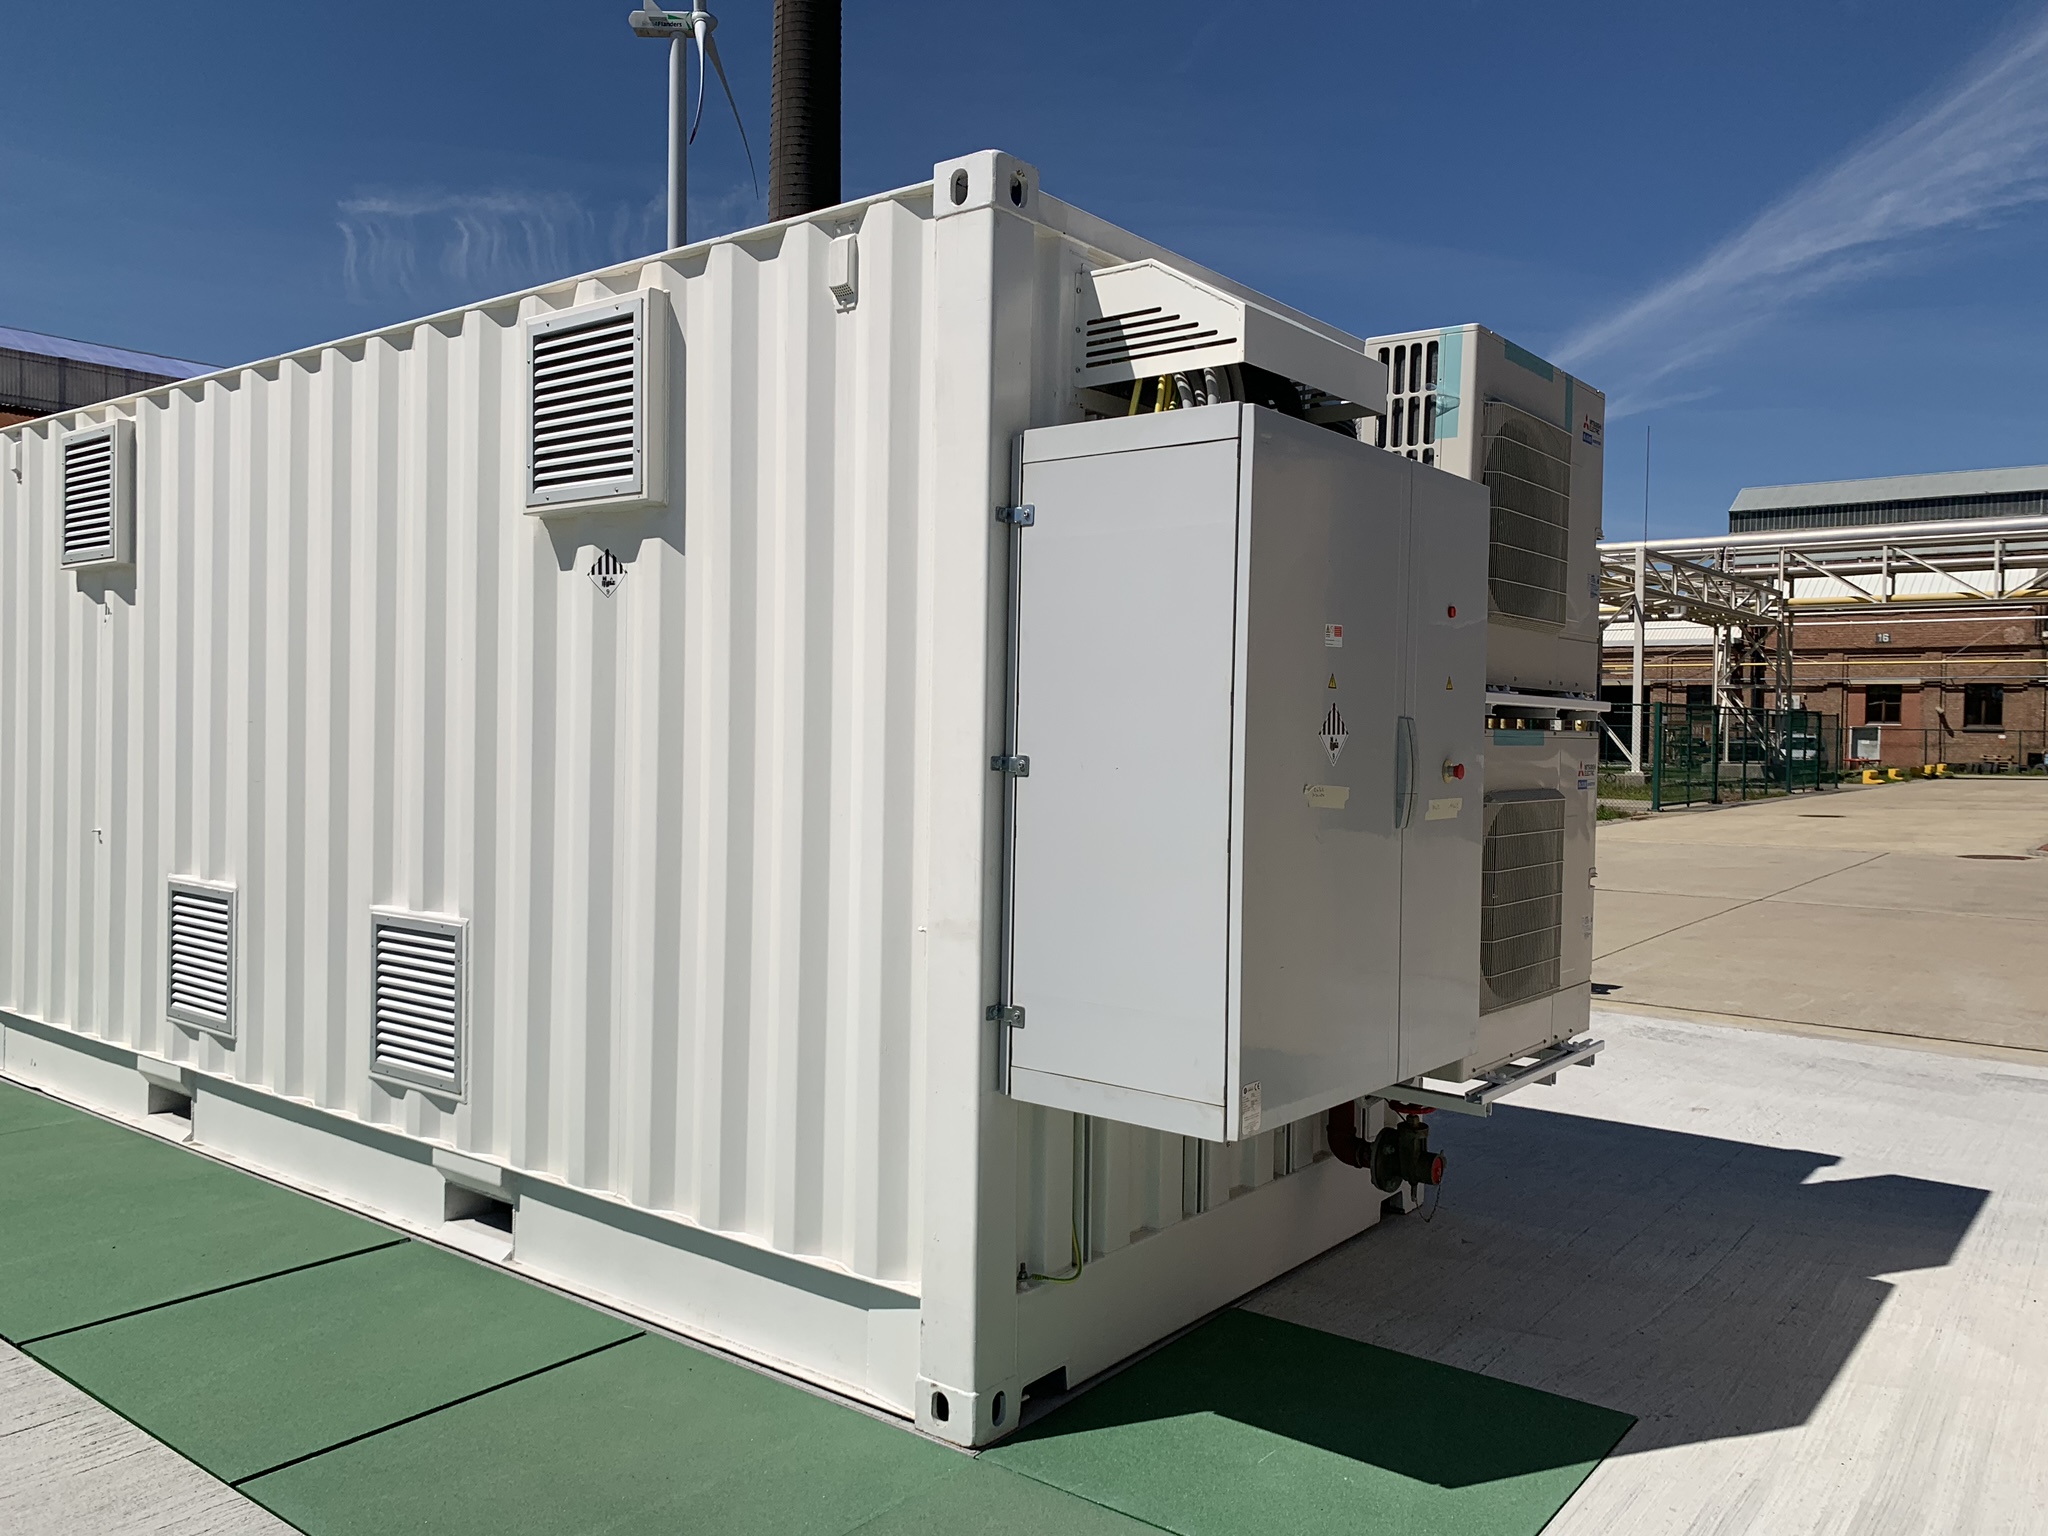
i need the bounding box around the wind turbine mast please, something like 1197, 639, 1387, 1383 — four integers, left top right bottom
769, 0, 840, 220
628, 7, 757, 250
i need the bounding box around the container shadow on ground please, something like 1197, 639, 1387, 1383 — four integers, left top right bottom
1251, 1104, 1988, 1458
997, 1309, 1630, 1489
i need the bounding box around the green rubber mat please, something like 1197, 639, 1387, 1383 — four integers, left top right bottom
242, 1333, 975, 1535
0, 1077, 87, 1137
985, 1309, 1634, 1536
0, 1114, 396, 1343
845, 1462, 1158, 1534
30, 1240, 643, 1483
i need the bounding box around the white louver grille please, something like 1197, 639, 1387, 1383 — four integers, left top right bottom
1480, 790, 1565, 1015
370, 911, 466, 1095
526, 295, 653, 510
166, 880, 236, 1038
60, 422, 133, 568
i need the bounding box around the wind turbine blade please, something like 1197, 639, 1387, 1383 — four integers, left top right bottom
688, 16, 710, 143
703, 31, 760, 196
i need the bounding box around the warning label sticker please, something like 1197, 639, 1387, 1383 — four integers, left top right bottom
1325, 624, 1344, 648
1320, 704, 1348, 765
588, 549, 626, 597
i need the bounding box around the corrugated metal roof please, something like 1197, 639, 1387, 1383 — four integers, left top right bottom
1730, 465, 2048, 513
0, 325, 212, 378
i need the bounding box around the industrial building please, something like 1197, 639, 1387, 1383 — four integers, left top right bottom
0, 326, 210, 428
0, 151, 1601, 1448
1600, 469, 2048, 771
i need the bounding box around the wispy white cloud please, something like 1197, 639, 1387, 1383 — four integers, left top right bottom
1555, 7, 2048, 415
336, 182, 760, 305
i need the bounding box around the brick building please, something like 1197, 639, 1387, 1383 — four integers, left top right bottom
1603, 468, 2048, 770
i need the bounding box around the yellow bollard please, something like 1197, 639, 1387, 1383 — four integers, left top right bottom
1935, 762, 1949, 777
1862, 768, 1883, 785
1886, 767, 1906, 781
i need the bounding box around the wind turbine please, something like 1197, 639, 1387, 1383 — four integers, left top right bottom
627, 8, 758, 250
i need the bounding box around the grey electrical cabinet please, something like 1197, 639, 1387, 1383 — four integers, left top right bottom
1003, 404, 1488, 1142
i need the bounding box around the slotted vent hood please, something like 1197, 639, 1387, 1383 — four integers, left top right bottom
525, 292, 666, 512
370, 910, 466, 1095
1077, 260, 1382, 408
166, 879, 236, 1038
1479, 789, 1565, 1014
60, 419, 134, 568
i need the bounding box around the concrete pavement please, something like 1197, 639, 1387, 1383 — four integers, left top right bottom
1590, 778, 2048, 1054
1254, 1008, 2048, 1536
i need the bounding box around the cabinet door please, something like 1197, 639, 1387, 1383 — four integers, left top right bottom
1233, 414, 1408, 1128
1008, 419, 1245, 1137
1398, 464, 1489, 1079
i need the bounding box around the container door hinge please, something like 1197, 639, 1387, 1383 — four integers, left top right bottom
996, 503, 1035, 526
986, 1004, 1025, 1029
991, 754, 1031, 776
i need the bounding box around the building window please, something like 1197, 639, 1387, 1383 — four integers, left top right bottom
1864, 685, 1902, 724
1963, 683, 2004, 728
1685, 685, 1714, 709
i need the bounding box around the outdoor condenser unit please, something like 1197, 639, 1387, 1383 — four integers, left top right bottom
2, 149, 1498, 1454
1364, 324, 1606, 1080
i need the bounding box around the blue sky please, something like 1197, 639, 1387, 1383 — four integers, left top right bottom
5, 1, 2046, 536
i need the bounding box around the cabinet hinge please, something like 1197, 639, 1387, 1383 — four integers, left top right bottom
986, 1004, 1026, 1029
990, 754, 1031, 777
996, 504, 1035, 526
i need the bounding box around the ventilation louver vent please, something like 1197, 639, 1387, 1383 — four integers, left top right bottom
1084, 306, 1238, 372
1479, 790, 1565, 1014
526, 294, 662, 511
1075, 260, 1378, 407
60, 421, 134, 568
370, 911, 466, 1095
166, 880, 236, 1038
1481, 401, 1572, 627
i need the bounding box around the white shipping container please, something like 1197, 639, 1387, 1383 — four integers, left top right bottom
2, 149, 1488, 1446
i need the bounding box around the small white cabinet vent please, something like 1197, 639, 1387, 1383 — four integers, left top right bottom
60, 419, 135, 568
525, 291, 666, 513
166, 879, 237, 1038
1077, 260, 1382, 409
1480, 789, 1565, 1014
370, 910, 467, 1095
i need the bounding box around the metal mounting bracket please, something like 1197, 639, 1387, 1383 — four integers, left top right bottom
990, 754, 1030, 777
986, 1004, 1025, 1029
1391, 1036, 1605, 1117
996, 504, 1035, 526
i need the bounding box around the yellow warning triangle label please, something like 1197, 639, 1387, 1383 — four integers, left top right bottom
1445, 677, 1454, 690
1328, 674, 1338, 689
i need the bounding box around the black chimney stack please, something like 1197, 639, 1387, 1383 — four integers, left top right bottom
769, 0, 840, 219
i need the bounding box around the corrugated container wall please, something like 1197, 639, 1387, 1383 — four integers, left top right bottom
1, 151, 1395, 1443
